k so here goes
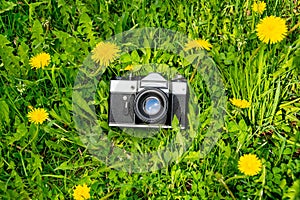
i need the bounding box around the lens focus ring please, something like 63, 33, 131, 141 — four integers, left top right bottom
134, 88, 168, 124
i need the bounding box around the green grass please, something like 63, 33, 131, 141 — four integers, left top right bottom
0, 0, 299, 199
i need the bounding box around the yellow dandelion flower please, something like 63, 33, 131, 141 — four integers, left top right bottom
230, 98, 251, 108
73, 184, 90, 200
256, 16, 288, 44
238, 154, 262, 176
124, 65, 134, 71
29, 52, 51, 69
91, 42, 120, 66
184, 39, 212, 51
27, 108, 49, 124
252, 1, 266, 14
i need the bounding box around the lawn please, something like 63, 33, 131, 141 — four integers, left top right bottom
0, 0, 299, 199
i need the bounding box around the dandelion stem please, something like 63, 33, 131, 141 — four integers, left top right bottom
288, 21, 300, 34
100, 191, 117, 200
217, 176, 236, 200
21, 125, 39, 152
189, 67, 197, 82
47, 118, 68, 133
251, 15, 256, 31
259, 165, 266, 200
250, 42, 265, 61
273, 132, 300, 147
225, 175, 247, 183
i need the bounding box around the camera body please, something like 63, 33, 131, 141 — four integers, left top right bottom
109, 73, 188, 129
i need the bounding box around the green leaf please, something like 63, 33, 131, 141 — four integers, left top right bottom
18, 41, 29, 64
185, 53, 203, 64
31, 20, 44, 48
0, 1, 16, 14
283, 179, 300, 200
283, 148, 292, 155
156, 64, 170, 74
79, 12, 92, 25
31, 20, 43, 38
0, 34, 19, 74
119, 53, 132, 63
238, 119, 247, 131
78, 13, 95, 45
115, 15, 123, 34
73, 91, 96, 120
0, 34, 10, 46
182, 151, 202, 162
30, 152, 43, 171
54, 161, 92, 171
54, 161, 71, 171
0, 100, 10, 125
131, 50, 140, 63
227, 121, 239, 132
8, 123, 28, 145
171, 115, 179, 128
269, 80, 281, 124
28, 1, 48, 22
237, 131, 247, 149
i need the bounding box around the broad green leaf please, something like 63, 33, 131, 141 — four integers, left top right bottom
131, 50, 140, 63
0, 34, 19, 73
8, 123, 27, 145
182, 151, 202, 162
31, 20, 44, 48
283, 179, 300, 200
0, 1, 16, 14
79, 13, 92, 25
73, 91, 96, 119
54, 161, 71, 171
238, 119, 247, 131
17, 41, 29, 64
171, 115, 179, 128
227, 121, 239, 132
119, 53, 131, 63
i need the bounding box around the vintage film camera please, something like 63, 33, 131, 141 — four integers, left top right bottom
109, 73, 188, 129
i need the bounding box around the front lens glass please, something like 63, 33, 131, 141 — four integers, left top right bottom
143, 97, 161, 115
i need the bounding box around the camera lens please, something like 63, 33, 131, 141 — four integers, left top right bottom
134, 88, 168, 124
143, 97, 161, 115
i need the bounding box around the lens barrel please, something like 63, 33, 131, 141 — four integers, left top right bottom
134, 88, 168, 123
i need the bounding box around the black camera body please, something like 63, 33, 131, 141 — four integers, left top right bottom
109, 73, 188, 129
